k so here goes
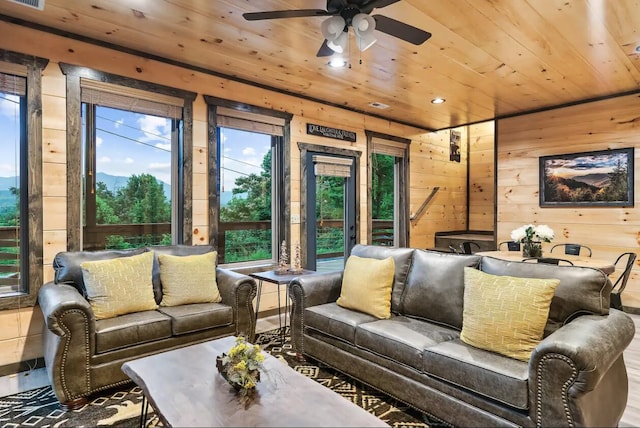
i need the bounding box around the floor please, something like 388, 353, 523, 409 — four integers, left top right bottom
2, 313, 639, 426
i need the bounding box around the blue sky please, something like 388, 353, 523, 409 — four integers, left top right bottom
545, 152, 627, 179
219, 127, 270, 192
0, 95, 272, 193
0, 93, 20, 180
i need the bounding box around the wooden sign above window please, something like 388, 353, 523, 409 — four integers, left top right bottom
307, 123, 356, 143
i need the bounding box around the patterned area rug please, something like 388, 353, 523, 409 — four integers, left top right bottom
0, 328, 434, 427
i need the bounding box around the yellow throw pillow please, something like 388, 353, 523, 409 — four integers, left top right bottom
158, 251, 221, 307
81, 251, 157, 320
337, 255, 395, 319
460, 267, 560, 362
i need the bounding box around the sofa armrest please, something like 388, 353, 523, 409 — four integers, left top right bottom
529, 309, 635, 427
216, 267, 257, 340
288, 271, 344, 353
38, 282, 96, 404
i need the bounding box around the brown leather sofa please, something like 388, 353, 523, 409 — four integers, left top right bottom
38, 245, 256, 409
289, 244, 635, 427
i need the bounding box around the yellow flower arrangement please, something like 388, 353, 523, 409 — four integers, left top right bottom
217, 336, 265, 396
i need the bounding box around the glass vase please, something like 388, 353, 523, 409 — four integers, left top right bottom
522, 241, 542, 258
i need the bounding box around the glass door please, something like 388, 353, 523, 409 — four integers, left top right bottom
305, 152, 356, 272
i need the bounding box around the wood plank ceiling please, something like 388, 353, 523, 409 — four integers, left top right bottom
0, 0, 639, 131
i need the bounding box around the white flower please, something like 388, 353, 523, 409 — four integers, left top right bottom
510, 224, 554, 243
534, 224, 554, 242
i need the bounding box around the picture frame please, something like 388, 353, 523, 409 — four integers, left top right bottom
539, 148, 634, 207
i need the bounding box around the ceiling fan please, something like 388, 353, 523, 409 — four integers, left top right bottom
243, 0, 432, 57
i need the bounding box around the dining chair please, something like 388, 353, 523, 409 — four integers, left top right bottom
523, 257, 574, 266
610, 252, 637, 311
460, 241, 481, 254
498, 241, 521, 251
550, 243, 592, 257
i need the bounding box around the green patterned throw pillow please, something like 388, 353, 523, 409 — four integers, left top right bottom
158, 251, 221, 307
461, 267, 560, 362
81, 251, 157, 320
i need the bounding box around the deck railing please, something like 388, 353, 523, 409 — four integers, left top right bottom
0, 227, 19, 289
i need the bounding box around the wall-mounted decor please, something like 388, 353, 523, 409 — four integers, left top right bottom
306, 123, 356, 142
539, 148, 634, 207
450, 130, 461, 162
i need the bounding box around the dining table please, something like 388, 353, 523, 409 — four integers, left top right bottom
476, 250, 615, 275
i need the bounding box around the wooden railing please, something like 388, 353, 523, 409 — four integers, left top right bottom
0, 227, 19, 287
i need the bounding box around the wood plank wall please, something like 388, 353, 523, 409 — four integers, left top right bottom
469, 122, 496, 231
496, 93, 640, 309
0, 20, 469, 368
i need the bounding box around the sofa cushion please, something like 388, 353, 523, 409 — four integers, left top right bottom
355, 316, 459, 371
337, 255, 395, 319
350, 245, 415, 314
305, 303, 378, 344
461, 267, 559, 361
401, 250, 481, 330
81, 251, 158, 320
424, 339, 529, 410
95, 310, 172, 354
158, 303, 233, 335
159, 251, 222, 307
149, 244, 215, 304
53, 247, 146, 296
480, 256, 610, 334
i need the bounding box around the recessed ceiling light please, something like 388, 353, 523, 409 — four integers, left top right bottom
328, 58, 347, 68
369, 101, 389, 109
431, 97, 446, 104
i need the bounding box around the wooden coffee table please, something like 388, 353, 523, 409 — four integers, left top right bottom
121, 336, 388, 427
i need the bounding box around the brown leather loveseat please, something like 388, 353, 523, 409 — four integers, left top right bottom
38, 244, 256, 409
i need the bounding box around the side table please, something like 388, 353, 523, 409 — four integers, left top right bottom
250, 269, 315, 342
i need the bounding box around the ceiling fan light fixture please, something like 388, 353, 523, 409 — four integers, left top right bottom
328, 58, 348, 68
357, 33, 377, 51
327, 31, 348, 53
321, 15, 346, 41
352, 13, 377, 51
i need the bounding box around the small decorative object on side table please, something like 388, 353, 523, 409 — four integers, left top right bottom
216, 336, 265, 403
510, 224, 554, 258
289, 241, 303, 274
275, 240, 289, 274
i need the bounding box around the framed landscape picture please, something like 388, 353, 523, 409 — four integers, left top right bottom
539, 148, 634, 207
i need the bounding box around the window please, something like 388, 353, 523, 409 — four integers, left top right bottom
0, 51, 47, 309
61, 64, 196, 251
367, 131, 410, 247
204, 97, 292, 266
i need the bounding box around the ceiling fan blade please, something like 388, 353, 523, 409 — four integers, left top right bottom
360, 0, 402, 14
243, 9, 330, 21
372, 14, 432, 45
316, 40, 334, 57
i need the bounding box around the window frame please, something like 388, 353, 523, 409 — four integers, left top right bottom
0, 49, 48, 310
366, 130, 411, 248
60, 63, 196, 251
203, 95, 292, 268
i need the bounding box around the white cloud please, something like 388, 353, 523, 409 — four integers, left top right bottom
114, 118, 124, 129
224, 147, 231, 153
148, 162, 171, 184
155, 143, 171, 151
99, 156, 111, 163
0, 163, 17, 176
0, 95, 20, 119
138, 115, 172, 145
96, 136, 103, 147
242, 147, 257, 156
124, 157, 134, 164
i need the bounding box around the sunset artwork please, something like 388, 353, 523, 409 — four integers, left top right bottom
539, 148, 634, 207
